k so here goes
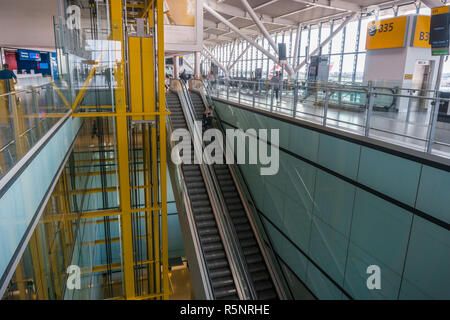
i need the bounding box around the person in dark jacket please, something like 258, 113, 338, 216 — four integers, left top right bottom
0, 64, 17, 84
202, 109, 213, 131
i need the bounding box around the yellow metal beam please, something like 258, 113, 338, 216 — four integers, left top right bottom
111, 0, 136, 299
157, 0, 170, 300
71, 65, 98, 111
50, 81, 71, 108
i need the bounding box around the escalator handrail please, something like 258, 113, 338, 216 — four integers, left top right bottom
175, 79, 256, 300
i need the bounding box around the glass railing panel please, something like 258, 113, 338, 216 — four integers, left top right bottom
0, 80, 71, 179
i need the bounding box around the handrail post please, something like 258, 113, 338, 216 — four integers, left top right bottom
252, 81, 256, 107
238, 81, 241, 104
323, 89, 330, 126
270, 85, 274, 113
406, 89, 413, 123
426, 91, 440, 154
227, 81, 230, 100
292, 83, 298, 117
364, 82, 374, 137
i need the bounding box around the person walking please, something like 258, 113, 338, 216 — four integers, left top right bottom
271, 71, 280, 103
0, 64, 17, 85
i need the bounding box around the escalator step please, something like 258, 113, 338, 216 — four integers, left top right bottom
190, 193, 209, 201
212, 276, 235, 289
254, 280, 274, 293
223, 191, 239, 198
257, 288, 278, 300
252, 271, 270, 282
235, 223, 251, 233
192, 206, 212, 214
233, 216, 249, 225
191, 200, 210, 208
238, 231, 254, 240
197, 219, 216, 229
245, 254, 263, 264
205, 250, 226, 261
201, 234, 221, 244
243, 246, 260, 256
248, 263, 266, 273
207, 259, 229, 269
195, 213, 215, 222
189, 188, 209, 195
214, 286, 238, 299
186, 181, 206, 189
229, 209, 245, 218
203, 242, 223, 252
198, 228, 219, 237
210, 268, 232, 279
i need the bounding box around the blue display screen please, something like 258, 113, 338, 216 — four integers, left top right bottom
18, 49, 41, 61
39, 63, 49, 69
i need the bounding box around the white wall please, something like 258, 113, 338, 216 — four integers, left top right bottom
0, 0, 59, 51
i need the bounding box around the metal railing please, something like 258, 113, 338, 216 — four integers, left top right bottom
204, 78, 450, 159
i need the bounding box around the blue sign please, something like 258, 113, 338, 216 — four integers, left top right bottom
18, 49, 41, 61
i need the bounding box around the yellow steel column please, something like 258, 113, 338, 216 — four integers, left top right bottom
156, 0, 169, 300
15, 263, 27, 300
143, 125, 155, 294
110, 0, 136, 299
29, 229, 48, 299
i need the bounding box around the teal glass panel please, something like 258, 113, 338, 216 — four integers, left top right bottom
309, 216, 348, 285
306, 261, 343, 300
263, 217, 308, 280
416, 165, 450, 224
344, 242, 402, 299
313, 170, 356, 237
282, 194, 313, 253
317, 134, 361, 179
357, 147, 421, 206
351, 189, 412, 274
288, 124, 319, 162
400, 216, 450, 299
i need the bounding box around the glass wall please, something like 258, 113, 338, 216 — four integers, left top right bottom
214, 100, 450, 300
202, 3, 432, 84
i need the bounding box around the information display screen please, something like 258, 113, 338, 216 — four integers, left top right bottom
430, 6, 450, 55
18, 49, 41, 61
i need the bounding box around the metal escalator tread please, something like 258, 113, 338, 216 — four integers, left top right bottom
166, 92, 238, 300
188, 91, 278, 300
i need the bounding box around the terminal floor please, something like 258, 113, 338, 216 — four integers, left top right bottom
213, 88, 450, 158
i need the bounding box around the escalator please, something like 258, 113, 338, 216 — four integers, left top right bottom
189, 91, 278, 300
166, 92, 239, 300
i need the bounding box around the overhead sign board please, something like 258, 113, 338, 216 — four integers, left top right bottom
412, 15, 431, 47
430, 6, 450, 55
18, 49, 41, 61
366, 16, 409, 50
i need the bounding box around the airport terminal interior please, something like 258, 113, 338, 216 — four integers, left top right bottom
0, 0, 449, 301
